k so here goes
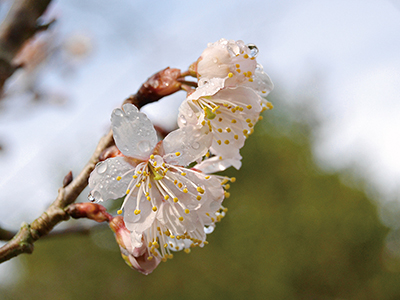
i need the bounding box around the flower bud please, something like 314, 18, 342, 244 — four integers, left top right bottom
109, 216, 161, 275
66, 203, 112, 222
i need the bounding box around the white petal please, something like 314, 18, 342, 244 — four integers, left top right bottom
89, 157, 135, 202
195, 154, 242, 173
111, 103, 157, 159
187, 77, 225, 101
124, 191, 157, 234
163, 125, 212, 166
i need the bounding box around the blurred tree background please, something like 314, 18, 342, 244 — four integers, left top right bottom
2, 94, 400, 300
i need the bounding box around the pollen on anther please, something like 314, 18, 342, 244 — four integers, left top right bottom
116, 176, 122, 181
181, 172, 186, 176
249, 78, 254, 82
134, 209, 141, 215
184, 248, 191, 254
126, 189, 130, 194
258, 116, 263, 120
150, 154, 154, 159
197, 186, 205, 193
152, 206, 157, 212
247, 105, 252, 109
236, 69, 241, 73
224, 140, 230, 145
179, 217, 184, 221
196, 195, 202, 200
234, 135, 239, 140
228, 72, 233, 78
217, 140, 222, 145
183, 188, 188, 193
217, 128, 222, 133
231, 119, 237, 124
205, 176, 210, 179
231, 177, 236, 182
175, 152, 181, 156
117, 209, 122, 215
173, 197, 178, 202
243, 54, 249, 59
133, 175, 138, 179
164, 195, 170, 200
185, 209, 190, 214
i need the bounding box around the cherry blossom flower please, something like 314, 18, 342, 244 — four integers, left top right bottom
177, 39, 274, 170
89, 103, 231, 262
195, 38, 274, 95
109, 216, 161, 275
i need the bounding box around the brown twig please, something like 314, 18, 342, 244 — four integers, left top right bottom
0, 0, 53, 92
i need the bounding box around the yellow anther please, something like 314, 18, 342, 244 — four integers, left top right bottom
164, 195, 169, 200
211, 217, 215, 222
152, 241, 159, 247
161, 257, 167, 262
216, 111, 222, 114
173, 197, 178, 203
231, 107, 236, 113
164, 243, 168, 248
152, 206, 157, 212
238, 107, 244, 111
170, 235, 175, 239
246, 118, 251, 123
116, 176, 122, 181
204, 241, 209, 245
126, 189, 130, 194
226, 128, 231, 133
247, 105, 252, 109
212, 105, 220, 113
205, 152, 210, 157
225, 184, 231, 190
224, 140, 230, 145
248, 78, 254, 82
174, 180, 178, 184
244, 54, 249, 59
225, 192, 230, 198
231, 119, 237, 124
262, 90, 267, 93
184, 248, 191, 254
196, 195, 202, 200
136, 183, 141, 187
178, 183, 183, 188
148, 183, 152, 188
218, 128, 223, 133
201, 120, 206, 126
236, 69, 241, 73
150, 154, 154, 159
147, 196, 151, 201
206, 213, 210, 216
243, 129, 248, 134
228, 72, 233, 78
234, 135, 239, 140
183, 188, 188, 193
197, 186, 205, 194
258, 116, 263, 121
117, 209, 122, 215
147, 256, 153, 261
231, 177, 236, 182
218, 118, 223, 122
223, 207, 228, 212
266, 102, 274, 109
248, 123, 254, 128
137, 171, 142, 174
185, 209, 190, 214
235, 64, 240, 68
204, 107, 216, 119
132, 175, 138, 179
219, 156, 222, 160
175, 152, 181, 156
181, 172, 186, 176
134, 209, 141, 215
153, 161, 157, 166
168, 254, 174, 259
179, 217, 184, 221
217, 140, 222, 145
205, 175, 210, 179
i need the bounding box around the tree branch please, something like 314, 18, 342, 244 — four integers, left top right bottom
0, 0, 53, 91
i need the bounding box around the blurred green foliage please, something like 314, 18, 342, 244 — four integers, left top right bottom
2, 101, 400, 300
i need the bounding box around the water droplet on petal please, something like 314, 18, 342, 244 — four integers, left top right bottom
180, 115, 187, 125
114, 109, 124, 117
138, 140, 151, 153
247, 44, 259, 58
88, 193, 95, 202
213, 58, 218, 63
204, 225, 215, 234
97, 162, 107, 174
191, 142, 200, 150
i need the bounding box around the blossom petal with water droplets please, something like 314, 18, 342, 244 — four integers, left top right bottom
111, 103, 157, 159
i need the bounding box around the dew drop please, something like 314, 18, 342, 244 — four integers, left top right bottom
97, 162, 107, 174
204, 225, 215, 234
247, 44, 259, 58
180, 115, 187, 125
213, 58, 218, 63
138, 140, 151, 153
114, 109, 124, 117
88, 193, 95, 202
191, 142, 200, 150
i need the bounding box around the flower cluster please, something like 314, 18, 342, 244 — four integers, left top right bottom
88, 39, 273, 274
